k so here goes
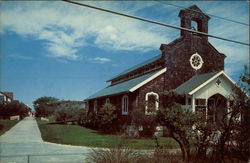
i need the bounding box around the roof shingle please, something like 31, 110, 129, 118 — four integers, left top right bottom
107, 54, 162, 81
86, 68, 165, 100
175, 71, 221, 95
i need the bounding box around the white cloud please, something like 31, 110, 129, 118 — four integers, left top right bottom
0, 1, 169, 60
93, 57, 111, 63
0, 1, 248, 78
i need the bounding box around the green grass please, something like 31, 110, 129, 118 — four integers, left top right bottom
0, 119, 19, 135
37, 120, 179, 149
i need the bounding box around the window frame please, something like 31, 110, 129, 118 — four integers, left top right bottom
94, 100, 98, 113
145, 92, 159, 115
122, 95, 129, 115
105, 98, 110, 104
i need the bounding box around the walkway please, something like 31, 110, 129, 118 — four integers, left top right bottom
0, 117, 92, 163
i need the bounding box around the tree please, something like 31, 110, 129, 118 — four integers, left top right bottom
0, 101, 30, 119
130, 102, 157, 137
157, 104, 195, 162
55, 102, 86, 124
33, 96, 59, 117
157, 90, 201, 162
99, 103, 117, 131
213, 66, 250, 162
192, 113, 218, 160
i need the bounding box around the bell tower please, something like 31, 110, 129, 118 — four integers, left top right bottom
161, 5, 226, 90
178, 5, 210, 41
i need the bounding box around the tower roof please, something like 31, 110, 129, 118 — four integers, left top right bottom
178, 5, 210, 20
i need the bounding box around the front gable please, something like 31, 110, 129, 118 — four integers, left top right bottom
175, 71, 236, 99
192, 73, 236, 99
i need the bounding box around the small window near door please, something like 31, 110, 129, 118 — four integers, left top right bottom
187, 98, 192, 105
195, 99, 206, 106
105, 98, 110, 104
122, 95, 128, 115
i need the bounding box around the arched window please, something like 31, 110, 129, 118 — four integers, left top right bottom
145, 92, 159, 115
94, 100, 98, 113
86, 101, 89, 112
122, 95, 129, 115
105, 98, 110, 104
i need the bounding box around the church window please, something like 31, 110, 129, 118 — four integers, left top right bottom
94, 100, 98, 113
216, 78, 222, 86
145, 92, 159, 115
122, 95, 128, 115
105, 98, 110, 104
195, 98, 206, 106
190, 53, 204, 70
187, 98, 192, 105
86, 101, 89, 112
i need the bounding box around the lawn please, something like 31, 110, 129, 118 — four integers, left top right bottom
37, 120, 179, 149
0, 119, 19, 136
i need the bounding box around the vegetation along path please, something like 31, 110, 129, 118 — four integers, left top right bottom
0, 117, 93, 163
0, 117, 180, 163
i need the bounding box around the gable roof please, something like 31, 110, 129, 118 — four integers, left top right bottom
107, 54, 162, 82
86, 68, 166, 100
175, 70, 235, 95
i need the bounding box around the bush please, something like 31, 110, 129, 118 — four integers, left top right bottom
33, 96, 60, 117
55, 102, 86, 124
130, 103, 157, 137
85, 146, 242, 163
0, 101, 30, 119
86, 146, 141, 163
98, 103, 118, 132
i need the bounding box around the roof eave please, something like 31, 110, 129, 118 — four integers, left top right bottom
129, 67, 167, 92
85, 91, 130, 101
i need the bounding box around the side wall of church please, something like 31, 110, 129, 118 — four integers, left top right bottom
138, 74, 165, 103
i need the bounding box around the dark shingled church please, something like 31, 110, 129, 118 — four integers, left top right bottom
85, 5, 236, 124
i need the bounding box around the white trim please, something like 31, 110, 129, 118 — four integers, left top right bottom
222, 71, 236, 85
129, 68, 167, 92
145, 92, 159, 115
189, 71, 236, 95
191, 95, 195, 112
122, 95, 129, 115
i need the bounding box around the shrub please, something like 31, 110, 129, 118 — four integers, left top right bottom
55, 102, 86, 124
98, 103, 118, 132
33, 96, 60, 117
130, 102, 157, 137
86, 146, 141, 163
157, 102, 196, 162
84, 112, 101, 129
0, 101, 30, 119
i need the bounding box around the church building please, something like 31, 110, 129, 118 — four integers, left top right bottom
85, 5, 236, 124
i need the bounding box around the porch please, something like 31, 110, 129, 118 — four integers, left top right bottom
175, 71, 236, 125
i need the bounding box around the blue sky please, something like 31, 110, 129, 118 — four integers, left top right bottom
0, 1, 249, 109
